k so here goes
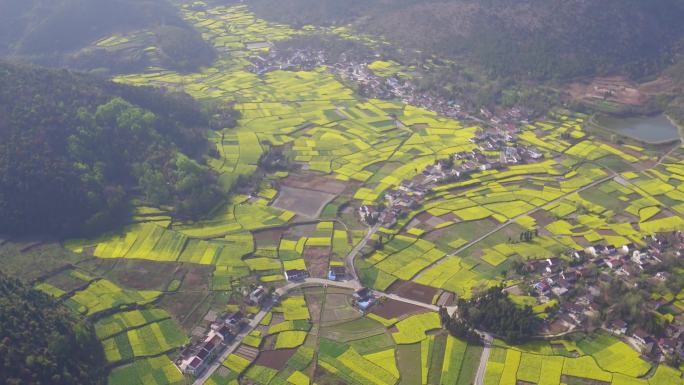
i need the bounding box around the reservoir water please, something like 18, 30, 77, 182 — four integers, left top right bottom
597, 114, 681, 143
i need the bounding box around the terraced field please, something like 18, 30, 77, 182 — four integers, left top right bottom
68, 2, 684, 307
29, 2, 684, 385
480, 337, 675, 385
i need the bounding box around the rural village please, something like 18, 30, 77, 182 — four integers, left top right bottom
3, 3, 684, 385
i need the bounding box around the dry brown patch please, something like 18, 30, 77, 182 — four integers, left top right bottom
254, 348, 297, 370
272, 186, 337, 218
253, 228, 284, 244
415, 212, 433, 223
387, 280, 439, 304
567, 76, 642, 105
303, 247, 330, 279
651, 210, 674, 221
235, 344, 260, 361
304, 287, 324, 323
280, 173, 348, 194
370, 298, 427, 320
571, 236, 590, 248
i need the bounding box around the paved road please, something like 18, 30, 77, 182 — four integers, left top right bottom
412, 173, 616, 280
193, 306, 272, 385
474, 332, 494, 385
196, 275, 455, 384
277, 278, 361, 295
346, 223, 381, 281
197, 174, 614, 384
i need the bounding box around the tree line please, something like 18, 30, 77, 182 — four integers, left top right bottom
442, 286, 542, 344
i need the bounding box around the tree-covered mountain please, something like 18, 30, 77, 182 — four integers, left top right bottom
248, 0, 684, 81
0, 61, 225, 237
0, 0, 214, 72
664, 55, 684, 125
0, 271, 105, 385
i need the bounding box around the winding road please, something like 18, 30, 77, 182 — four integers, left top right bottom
194, 275, 451, 385
345, 223, 382, 282
191, 272, 469, 385
196, 171, 617, 384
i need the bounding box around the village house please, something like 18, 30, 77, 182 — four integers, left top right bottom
223, 311, 246, 335
633, 329, 650, 345
570, 250, 586, 260
353, 287, 376, 311
563, 303, 586, 325
249, 286, 267, 305
533, 280, 551, 296
285, 269, 308, 282
177, 314, 242, 376
606, 258, 624, 270
658, 338, 677, 356
359, 205, 380, 223
328, 266, 347, 281
608, 319, 628, 335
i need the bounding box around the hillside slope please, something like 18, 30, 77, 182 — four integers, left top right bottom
0, 0, 214, 72
248, 0, 684, 81
0, 62, 223, 237
0, 271, 105, 384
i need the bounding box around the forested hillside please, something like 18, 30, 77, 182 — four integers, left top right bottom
0, 271, 104, 385
0, 0, 214, 72
665, 55, 684, 124
0, 62, 224, 237
249, 0, 684, 81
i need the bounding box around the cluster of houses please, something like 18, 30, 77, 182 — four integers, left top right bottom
248, 49, 326, 75
359, 141, 544, 228
176, 311, 247, 376
525, 233, 684, 362
176, 285, 274, 376
247, 46, 535, 132
609, 320, 683, 361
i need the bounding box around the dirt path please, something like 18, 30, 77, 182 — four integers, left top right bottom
657, 142, 681, 165
309, 286, 328, 379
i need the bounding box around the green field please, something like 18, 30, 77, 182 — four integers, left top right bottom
15, 2, 684, 384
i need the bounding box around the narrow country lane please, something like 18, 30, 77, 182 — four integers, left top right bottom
474, 332, 494, 385
346, 223, 382, 281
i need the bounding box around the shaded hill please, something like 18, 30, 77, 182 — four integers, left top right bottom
248, 0, 684, 81
0, 0, 214, 72
664, 55, 684, 126
0, 271, 105, 385
0, 62, 224, 237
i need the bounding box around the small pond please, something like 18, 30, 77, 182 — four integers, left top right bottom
597, 114, 681, 144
